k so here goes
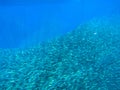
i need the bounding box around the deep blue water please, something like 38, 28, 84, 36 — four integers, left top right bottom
0, 0, 120, 89
0, 0, 120, 48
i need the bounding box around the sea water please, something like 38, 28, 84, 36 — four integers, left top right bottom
0, 0, 120, 90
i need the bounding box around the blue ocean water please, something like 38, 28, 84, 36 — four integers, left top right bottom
0, 0, 120, 90
0, 0, 120, 48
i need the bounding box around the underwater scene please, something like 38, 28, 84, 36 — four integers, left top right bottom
0, 0, 120, 90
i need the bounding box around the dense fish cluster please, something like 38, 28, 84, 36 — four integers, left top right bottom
0, 17, 120, 90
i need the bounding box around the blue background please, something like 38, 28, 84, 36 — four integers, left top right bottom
0, 0, 120, 48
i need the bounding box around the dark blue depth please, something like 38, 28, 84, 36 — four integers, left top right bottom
0, 0, 120, 48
